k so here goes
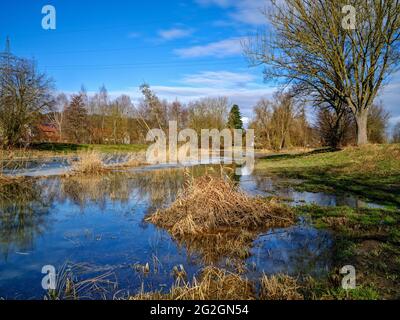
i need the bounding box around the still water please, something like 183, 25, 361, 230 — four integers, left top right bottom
0, 161, 381, 299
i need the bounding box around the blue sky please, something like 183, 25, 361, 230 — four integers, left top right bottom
1, 0, 399, 127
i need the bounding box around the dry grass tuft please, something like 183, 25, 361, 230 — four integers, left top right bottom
147, 175, 294, 237
131, 266, 254, 300
260, 274, 304, 300
146, 175, 294, 268
72, 152, 107, 174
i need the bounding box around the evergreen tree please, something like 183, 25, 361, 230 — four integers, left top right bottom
64, 94, 88, 143
227, 104, 243, 130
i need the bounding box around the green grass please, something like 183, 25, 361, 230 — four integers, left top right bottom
256, 144, 400, 206
294, 204, 400, 299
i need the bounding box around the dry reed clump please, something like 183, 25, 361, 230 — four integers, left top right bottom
110, 152, 147, 168
147, 175, 295, 237
260, 274, 304, 300
130, 266, 254, 300
72, 152, 107, 174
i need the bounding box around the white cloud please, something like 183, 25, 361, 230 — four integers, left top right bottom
174, 38, 244, 58
150, 85, 275, 116
182, 71, 255, 87
196, 0, 232, 7
158, 27, 194, 40
196, 0, 267, 25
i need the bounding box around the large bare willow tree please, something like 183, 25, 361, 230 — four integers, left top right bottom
245, 0, 400, 145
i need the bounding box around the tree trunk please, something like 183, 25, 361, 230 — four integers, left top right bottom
355, 111, 368, 146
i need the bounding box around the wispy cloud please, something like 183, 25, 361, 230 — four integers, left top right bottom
182, 70, 255, 87
101, 69, 275, 118
174, 37, 244, 58
196, 0, 267, 25
158, 27, 194, 41
127, 32, 141, 39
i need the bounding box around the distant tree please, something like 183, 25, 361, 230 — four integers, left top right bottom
393, 122, 400, 144
270, 92, 295, 150
110, 95, 132, 144
250, 93, 314, 150
139, 83, 167, 130
0, 47, 54, 147
249, 99, 273, 149
188, 97, 228, 133
367, 103, 390, 144
168, 100, 188, 129
227, 105, 243, 130
316, 107, 355, 148
64, 94, 88, 143
48, 93, 69, 142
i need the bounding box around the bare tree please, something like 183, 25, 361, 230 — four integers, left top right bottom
48, 93, 69, 142
367, 102, 390, 144
0, 52, 54, 147
249, 99, 273, 149
187, 97, 228, 134
245, 0, 400, 145
316, 106, 355, 148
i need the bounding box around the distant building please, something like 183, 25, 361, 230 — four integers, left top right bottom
37, 124, 59, 142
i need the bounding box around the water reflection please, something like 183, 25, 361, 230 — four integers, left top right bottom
0, 181, 51, 260
0, 167, 337, 299
239, 174, 384, 209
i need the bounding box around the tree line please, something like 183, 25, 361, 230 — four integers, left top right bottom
0, 47, 397, 150
0, 48, 246, 147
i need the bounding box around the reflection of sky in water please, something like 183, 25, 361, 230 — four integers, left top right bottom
0, 160, 382, 299
239, 175, 384, 209
248, 223, 332, 279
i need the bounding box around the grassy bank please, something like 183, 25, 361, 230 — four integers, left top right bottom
255, 144, 400, 206
0, 143, 148, 160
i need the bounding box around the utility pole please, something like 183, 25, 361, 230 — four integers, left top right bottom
5, 36, 10, 54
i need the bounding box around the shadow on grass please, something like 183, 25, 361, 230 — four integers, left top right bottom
30, 143, 87, 152
286, 167, 400, 207
259, 147, 340, 161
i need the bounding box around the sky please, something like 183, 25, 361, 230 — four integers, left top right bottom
0, 0, 399, 129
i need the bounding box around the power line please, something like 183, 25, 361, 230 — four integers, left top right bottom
40, 58, 248, 71
18, 36, 249, 56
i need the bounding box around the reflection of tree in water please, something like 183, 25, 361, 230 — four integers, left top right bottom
0, 180, 51, 260
58, 166, 226, 213
60, 174, 132, 210
0, 166, 236, 261
58, 170, 187, 212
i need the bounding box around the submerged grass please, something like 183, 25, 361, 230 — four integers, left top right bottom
131, 267, 305, 300
71, 151, 147, 174
131, 266, 255, 300
260, 274, 304, 300
72, 152, 107, 174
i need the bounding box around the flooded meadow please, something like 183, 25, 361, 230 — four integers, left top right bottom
0, 157, 387, 299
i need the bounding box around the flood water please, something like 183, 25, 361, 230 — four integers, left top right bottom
0, 159, 382, 299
